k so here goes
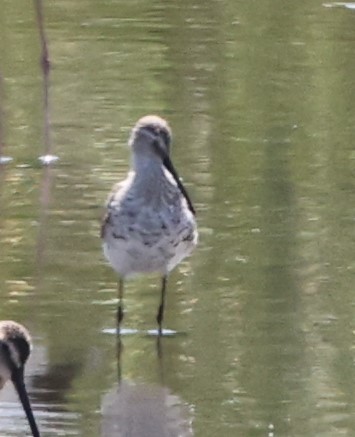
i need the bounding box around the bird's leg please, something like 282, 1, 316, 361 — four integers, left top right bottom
156, 275, 167, 335
117, 279, 124, 326
115, 279, 124, 378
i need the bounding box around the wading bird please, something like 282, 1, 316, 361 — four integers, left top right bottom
0, 320, 40, 437
101, 115, 198, 334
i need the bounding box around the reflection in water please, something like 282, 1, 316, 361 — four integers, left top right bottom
102, 337, 193, 437
101, 381, 193, 437
35, 165, 54, 270
239, 136, 305, 434
31, 361, 82, 406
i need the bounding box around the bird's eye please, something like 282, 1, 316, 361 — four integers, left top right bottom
160, 130, 170, 147
143, 126, 157, 136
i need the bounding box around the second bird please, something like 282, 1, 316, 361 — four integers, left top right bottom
101, 115, 198, 334
0, 320, 40, 437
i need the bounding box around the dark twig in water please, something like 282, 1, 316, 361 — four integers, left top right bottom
0, 72, 4, 158
0, 71, 13, 165
31, 1, 56, 274
33, 0, 56, 162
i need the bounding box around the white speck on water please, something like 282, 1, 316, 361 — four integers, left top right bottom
38, 154, 60, 165
102, 327, 178, 336
323, 2, 355, 9
102, 328, 139, 335
268, 423, 275, 436
0, 156, 13, 165
147, 328, 177, 337
235, 255, 248, 263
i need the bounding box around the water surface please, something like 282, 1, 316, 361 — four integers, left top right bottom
1, 0, 355, 436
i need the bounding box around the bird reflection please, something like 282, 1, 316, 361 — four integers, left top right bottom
101, 337, 193, 437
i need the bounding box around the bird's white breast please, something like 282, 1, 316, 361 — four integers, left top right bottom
102, 171, 197, 278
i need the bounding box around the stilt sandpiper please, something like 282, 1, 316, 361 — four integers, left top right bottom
101, 115, 198, 334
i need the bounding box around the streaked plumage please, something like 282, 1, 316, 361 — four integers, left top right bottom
101, 115, 198, 333
0, 320, 40, 437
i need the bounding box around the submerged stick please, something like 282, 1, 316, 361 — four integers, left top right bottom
33, 0, 58, 164
0, 72, 4, 158
0, 71, 12, 165
33, 1, 57, 266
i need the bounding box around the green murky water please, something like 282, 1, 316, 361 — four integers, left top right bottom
1, 0, 355, 436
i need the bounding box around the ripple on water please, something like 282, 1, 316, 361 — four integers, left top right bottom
38, 154, 60, 165
323, 2, 355, 9
102, 327, 179, 337
146, 328, 178, 337
102, 327, 139, 335
0, 156, 13, 165
0, 401, 79, 436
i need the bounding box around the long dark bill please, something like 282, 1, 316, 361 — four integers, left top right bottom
11, 368, 40, 437
162, 155, 196, 215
